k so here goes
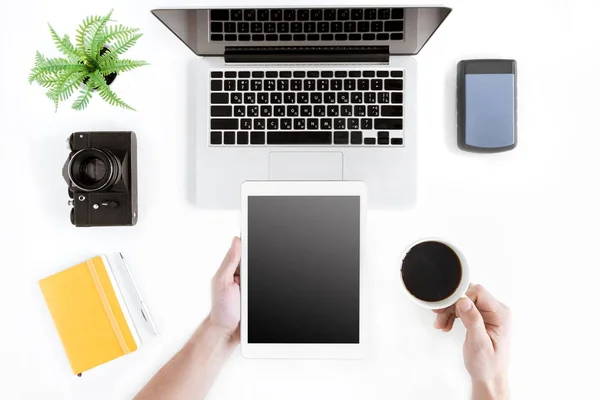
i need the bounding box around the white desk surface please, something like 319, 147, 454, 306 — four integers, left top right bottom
1, 0, 599, 398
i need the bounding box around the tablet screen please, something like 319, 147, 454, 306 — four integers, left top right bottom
248, 196, 360, 344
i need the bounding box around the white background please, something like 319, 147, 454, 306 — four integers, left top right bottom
1, 0, 599, 399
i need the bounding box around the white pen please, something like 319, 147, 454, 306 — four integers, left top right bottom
119, 253, 158, 336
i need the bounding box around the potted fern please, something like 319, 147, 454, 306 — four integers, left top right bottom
29, 9, 149, 111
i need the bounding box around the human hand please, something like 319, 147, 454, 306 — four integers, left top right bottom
208, 237, 241, 343
433, 284, 511, 400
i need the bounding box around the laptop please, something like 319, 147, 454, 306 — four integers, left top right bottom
151, 6, 451, 209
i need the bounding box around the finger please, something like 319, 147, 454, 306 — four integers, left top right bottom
216, 237, 242, 280
443, 314, 456, 332
456, 297, 491, 346
434, 308, 457, 331
433, 307, 450, 314
466, 284, 506, 327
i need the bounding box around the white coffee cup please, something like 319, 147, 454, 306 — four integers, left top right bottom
399, 238, 470, 310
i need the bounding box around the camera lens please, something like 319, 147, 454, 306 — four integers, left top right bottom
68, 148, 121, 192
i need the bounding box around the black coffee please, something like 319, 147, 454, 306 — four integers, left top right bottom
401, 241, 462, 302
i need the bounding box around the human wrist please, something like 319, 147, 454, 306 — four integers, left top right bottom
472, 376, 509, 400
203, 314, 238, 345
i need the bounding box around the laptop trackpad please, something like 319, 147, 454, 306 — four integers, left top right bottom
269, 152, 343, 181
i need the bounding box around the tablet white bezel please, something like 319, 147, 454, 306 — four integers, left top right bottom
240, 181, 367, 359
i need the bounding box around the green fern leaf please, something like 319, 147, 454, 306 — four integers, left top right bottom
48, 24, 81, 61
101, 33, 143, 62
89, 70, 135, 110
29, 58, 84, 84
99, 58, 148, 75
101, 25, 140, 46
46, 70, 89, 110
75, 15, 103, 52
72, 83, 94, 111
34, 73, 60, 88
89, 10, 114, 61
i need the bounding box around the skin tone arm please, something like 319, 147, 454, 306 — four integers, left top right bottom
433, 284, 512, 400
135, 237, 242, 400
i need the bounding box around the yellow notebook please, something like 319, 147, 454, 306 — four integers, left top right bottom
39, 256, 140, 375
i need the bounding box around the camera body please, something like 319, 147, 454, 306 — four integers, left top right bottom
63, 131, 138, 227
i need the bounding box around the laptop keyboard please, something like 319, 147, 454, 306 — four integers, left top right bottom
209, 69, 404, 146
209, 8, 405, 42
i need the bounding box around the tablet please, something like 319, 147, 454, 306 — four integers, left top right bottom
241, 181, 367, 359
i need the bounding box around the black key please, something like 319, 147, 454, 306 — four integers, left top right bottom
371, 21, 383, 32
358, 21, 370, 32
351, 9, 363, 20
251, 22, 262, 33
238, 22, 249, 33
252, 34, 264, 41
224, 22, 236, 33
270, 92, 282, 104
322, 34, 334, 41
211, 34, 223, 41
318, 22, 329, 33
391, 71, 403, 77
234, 106, 245, 116
375, 118, 403, 130
280, 119, 292, 130
291, 79, 302, 90
365, 92, 376, 103
301, 105, 312, 116
224, 80, 236, 91
349, 34, 361, 41
349, 71, 361, 77
392, 8, 404, 19
231, 92, 243, 103
211, 119, 238, 130
391, 92, 403, 103
335, 34, 348, 41
344, 79, 356, 91
267, 118, 278, 130
304, 22, 316, 33
377, 33, 389, 41
277, 22, 289, 33
361, 118, 373, 129
365, 70, 377, 77
274, 105, 286, 117
358, 79, 369, 90
257, 9, 270, 21
344, 22, 356, 32
351, 131, 362, 144
241, 118, 252, 130
310, 93, 322, 103
264, 80, 276, 91
351, 92, 363, 103
279, 34, 291, 41
293, 34, 306, 41
331, 79, 343, 90
268, 131, 332, 145
238, 34, 251, 41
364, 138, 376, 145
321, 71, 333, 77
287, 106, 299, 116
363, 33, 375, 40
378, 131, 390, 140
307, 34, 319, 41
265, 22, 276, 33
324, 92, 336, 104
371, 79, 383, 90
237, 131, 249, 144
341, 105, 353, 116
283, 92, 295, 103
304, 80, 316, 91
260, 105, 272, 116
325, 9, 337, 20
335, 71, 347, 78
279, 71, 292, 78
378, 9, 390, 19
317, 79, 329, 91
211, 80, 222, 91
378, 92, 389, 103
320, 118, 333, 130
231, 9, 243, 21
211, 10, 229, 21
367, 105, 379, 116
224, 34, 236, 41
307, 119, 319, 129
364, 8, 377, 20
391, 138, 404, 145
314, 105, 326, 116
348, 118, 359, 129
211, 93, 229, 104
251, 131, 265, 145
391, 33, 404, 40
244, 9, 256, 21
277, 80, 289, 91
307, 71, 319, 77
251, 80, 262, 91
266, 33, 278, 41
293, 71, 306, 78
377, 71, 389, 77
311, 9, 323, 20
211, 131, 222, 144
354, 105, 366, 116
225, 71, 236, 78
337, 92, 349, 103
334, 131, 349, 144
271, 9, 283, 21
237, 80, 249, 91
211, 22, 223, 33
381, 105, 403, 116
334, 118, 345, 129
284, 9, 296, 21
384, 21, 403, 32
297, 9, 310, 21
239, 71, 250, 78
294, 118, 305, 129
327, 105, 339, 116
385, 79, 403, 90
338, 9, 350, 20
248, 105, 259, 116
224, 131, 236, 145
297, 92, 309, 103
331, 22, 343, 33
254, 119, 266, 129
266, 71, 278, 78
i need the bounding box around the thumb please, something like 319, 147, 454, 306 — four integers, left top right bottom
456, 297, 490, 346
216, 237, 241, 279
